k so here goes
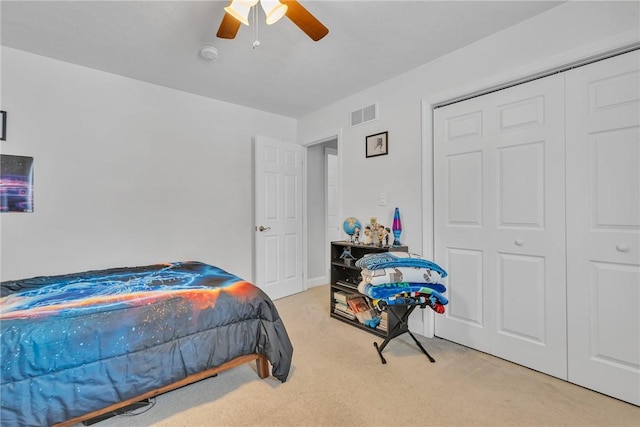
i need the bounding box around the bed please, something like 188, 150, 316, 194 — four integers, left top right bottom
0, 261, 293, 426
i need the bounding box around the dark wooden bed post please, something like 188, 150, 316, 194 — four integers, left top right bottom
256, 353, 269, 378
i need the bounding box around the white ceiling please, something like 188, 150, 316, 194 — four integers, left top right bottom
1, 1, 564, 118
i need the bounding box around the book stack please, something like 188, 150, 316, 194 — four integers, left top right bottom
347, 295, 376, 324
333, 290, 356, 320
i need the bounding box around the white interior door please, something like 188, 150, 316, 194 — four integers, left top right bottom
434, 74, 568, 379
565, 50, 640, 405
254, 135, 304, 300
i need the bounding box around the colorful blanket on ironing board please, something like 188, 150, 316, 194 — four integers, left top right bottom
358, 282, 448, 305
355, 252, 448, 278
356, 252, 448, 313
360, 265, 443, 286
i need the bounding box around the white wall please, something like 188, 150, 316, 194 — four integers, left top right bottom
297, 1, 639, 332
0, 47, 296, 281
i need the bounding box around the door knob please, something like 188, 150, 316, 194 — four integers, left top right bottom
257, 225, 271, 232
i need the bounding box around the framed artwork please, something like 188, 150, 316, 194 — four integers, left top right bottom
0, 154, 34, 212
1, 111, 6, 141
365, 131, 388, 158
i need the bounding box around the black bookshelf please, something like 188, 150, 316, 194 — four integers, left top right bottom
330, 241, 408, 338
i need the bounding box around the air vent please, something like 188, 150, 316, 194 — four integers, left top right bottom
350, 103, 378, 127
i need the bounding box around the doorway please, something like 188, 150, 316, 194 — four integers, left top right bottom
306, 137, 339, 287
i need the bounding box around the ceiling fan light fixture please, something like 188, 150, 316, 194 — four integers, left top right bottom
224, 0, 258, 26
260, 0, 288, 25
217, 0, 328, 41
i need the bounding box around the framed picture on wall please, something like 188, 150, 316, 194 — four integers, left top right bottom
365, 131, 388, 158
0, 154, 34, 213
1, 111, 6, 141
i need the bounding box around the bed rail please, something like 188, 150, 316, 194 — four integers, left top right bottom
54, 354, 270, 427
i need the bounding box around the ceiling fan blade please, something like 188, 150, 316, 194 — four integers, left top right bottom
217, 10, 241, 39
282, 0, 329, 41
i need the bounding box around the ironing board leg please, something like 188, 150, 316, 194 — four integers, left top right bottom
373, 315, 406, 364
374, 305, 436, 364
374, 341, 387, 364
407, 330, 435, 363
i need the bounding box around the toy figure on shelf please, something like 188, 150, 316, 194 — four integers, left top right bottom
377, 224, 386, 247
384, 227, 391, 246
352, 226, 360, 244
370, 217, 379, 245
340, 246, 356, 266
363, 226, 373, 245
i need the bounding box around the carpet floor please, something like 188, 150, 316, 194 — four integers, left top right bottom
80, 285, 639, 427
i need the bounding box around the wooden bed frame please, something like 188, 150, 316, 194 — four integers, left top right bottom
54, 354, 270, 427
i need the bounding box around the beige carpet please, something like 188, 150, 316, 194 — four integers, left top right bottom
84, 285, 639, 427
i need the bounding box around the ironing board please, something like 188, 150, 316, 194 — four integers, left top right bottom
373, 302, 435, 364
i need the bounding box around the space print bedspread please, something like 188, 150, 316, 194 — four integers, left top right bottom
0, 261, 293, 426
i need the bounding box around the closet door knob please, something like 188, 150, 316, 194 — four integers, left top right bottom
616, 244, 630, 253
514, 239, 525, 247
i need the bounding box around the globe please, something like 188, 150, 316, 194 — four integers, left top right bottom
342, 217, 362, 236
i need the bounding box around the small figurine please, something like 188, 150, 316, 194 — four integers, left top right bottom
340, 247, 356, 266
352, 226, 360, 244
369, 218, 378, 245
384, 227, 391, 246
363, 226, 373, 245
377, 224, 385, 246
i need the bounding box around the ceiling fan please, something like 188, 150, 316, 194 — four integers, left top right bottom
216, 0, 329, 42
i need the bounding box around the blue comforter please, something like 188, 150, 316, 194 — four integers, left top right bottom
0, 261, 293, 426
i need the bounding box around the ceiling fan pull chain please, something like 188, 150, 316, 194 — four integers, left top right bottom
252, 6, 261, 49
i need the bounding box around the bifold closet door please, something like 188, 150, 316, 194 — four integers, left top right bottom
433, 74, 567, 379
565, 50, 639, 406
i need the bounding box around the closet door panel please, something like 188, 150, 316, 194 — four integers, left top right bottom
590, 262, 639, 361
435, 74, 567, 379
446, 151, 484, 226
435, 97, 493, 353
566, 50, 640, 406
497, 142, 545, 227
489, 75, 567, 379
497, 253, 546, 343
446, 248, 486, 334
592, 128, 640, 231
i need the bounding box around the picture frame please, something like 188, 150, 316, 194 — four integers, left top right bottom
0, 154, 34, 212
1, 111, 6, 141
365, 131, 388, 158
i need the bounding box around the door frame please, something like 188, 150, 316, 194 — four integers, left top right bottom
302, 130, 342, 288
324, 146, 339, 284
420, 32, 640, 338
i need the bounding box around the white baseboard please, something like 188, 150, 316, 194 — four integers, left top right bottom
308, 275, 329, 288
